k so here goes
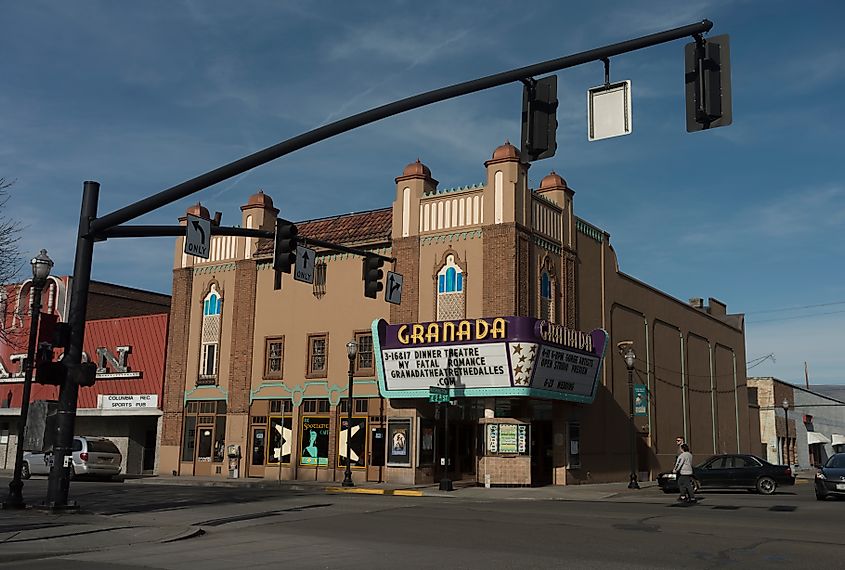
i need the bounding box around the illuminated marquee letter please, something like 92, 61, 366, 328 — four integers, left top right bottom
456, 320, 471, 341
426, 322, 440, 344
397, 325, 409, 345
411, 324, 425, 344
491, 318, 507, 339
442, 321, 456, 343
475, 319, 490, 341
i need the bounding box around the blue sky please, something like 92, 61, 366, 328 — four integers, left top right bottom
2, 1, 843, 384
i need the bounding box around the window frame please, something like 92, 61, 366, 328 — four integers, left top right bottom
306, 333, 329, 378
263, 336, 285, 379
353, 331, 374, 376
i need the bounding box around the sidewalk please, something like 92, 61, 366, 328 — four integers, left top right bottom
121, 471, 659, 500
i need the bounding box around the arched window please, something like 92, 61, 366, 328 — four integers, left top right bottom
436, 254, 465, 320
540, 265, 556, 323
200, 285, 222, 380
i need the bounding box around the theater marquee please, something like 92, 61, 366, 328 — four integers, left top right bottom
372, 317, 608, 403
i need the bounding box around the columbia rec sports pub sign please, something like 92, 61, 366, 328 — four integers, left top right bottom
372, 317, 608, 403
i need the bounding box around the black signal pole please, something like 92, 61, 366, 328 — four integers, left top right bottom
46, 182, 98, 509
45, 20, 716, 508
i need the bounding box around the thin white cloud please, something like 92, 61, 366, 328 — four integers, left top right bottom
746, 313, 845, 384
680, 183, 845, 246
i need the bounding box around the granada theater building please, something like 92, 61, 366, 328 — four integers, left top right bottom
160, 142, 752, 486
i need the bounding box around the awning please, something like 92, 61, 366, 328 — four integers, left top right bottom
832, 434, 845, 446
807, 431, 831, 445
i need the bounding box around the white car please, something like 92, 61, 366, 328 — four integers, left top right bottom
22, 436, 123, 480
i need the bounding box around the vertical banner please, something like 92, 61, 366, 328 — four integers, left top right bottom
387, 419, 412, 465
300, 416, 330, 466
633, 385, 648, 416
338, 417, 367, 468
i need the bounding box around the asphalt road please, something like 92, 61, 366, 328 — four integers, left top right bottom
2, 476, 843, 569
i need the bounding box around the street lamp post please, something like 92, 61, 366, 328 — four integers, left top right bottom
623, 345, 640, 490
4, 249, 53, 509
342, 340, 357, 487
782, 398, 790, 466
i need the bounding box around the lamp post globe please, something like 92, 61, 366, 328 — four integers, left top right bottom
623, 346, 639, 490
342, 340, 357, 487
4, 249, 53, 509
31, 249, 54, 283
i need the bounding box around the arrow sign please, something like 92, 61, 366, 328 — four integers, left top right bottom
184, 214, 211, 260
385, 271, 403, 305
294, 245, 316, 284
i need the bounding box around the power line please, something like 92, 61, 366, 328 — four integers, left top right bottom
746, 300, 845, 315
747, 308, 845, 325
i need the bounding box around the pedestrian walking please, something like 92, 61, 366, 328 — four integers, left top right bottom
675, 436, 685, 455
673, 443, 696, 503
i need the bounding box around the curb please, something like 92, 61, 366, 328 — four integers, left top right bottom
325, 486, 424, 497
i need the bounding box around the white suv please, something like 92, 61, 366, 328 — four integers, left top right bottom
22, 436, 123, 479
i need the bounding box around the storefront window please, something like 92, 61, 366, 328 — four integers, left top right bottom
419, 419, 435, 465
181, 416, 196, 462
338, 416, 367, 468
268, 417, 293, 464
182, 400, 227, 463
387, 419, 412, 466
300, 416, 330, 466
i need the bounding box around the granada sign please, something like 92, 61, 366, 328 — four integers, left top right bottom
372, 317, 608, 403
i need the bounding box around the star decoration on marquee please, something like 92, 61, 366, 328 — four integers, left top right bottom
509, 342, 538, 386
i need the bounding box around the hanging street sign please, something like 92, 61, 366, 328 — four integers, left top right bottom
385, 271, 403, 305
587, 80, 633, 141
428, 385, 451, 403
294, 245, 316, 284
184, 214, 211, 260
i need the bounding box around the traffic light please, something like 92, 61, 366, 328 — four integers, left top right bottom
362, 256, 384, 299
273, 218, 298, 273
35, 361, 66, 386
71, 362, 98, 387
685, 34, 732, 132
520, 75, 558, 162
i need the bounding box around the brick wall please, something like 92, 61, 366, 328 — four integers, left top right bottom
227, 260, 257, 414
86, 281, 171, 320
482, 224, 517, 315
161, 268, 192, 447
477, 456, 531, 485
390, 237, 420, 324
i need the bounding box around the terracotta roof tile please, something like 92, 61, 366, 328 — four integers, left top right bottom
256, 208, 392, 256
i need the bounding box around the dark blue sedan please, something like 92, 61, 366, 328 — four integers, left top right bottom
658, 453, 795, 495
815, 453, 845, 500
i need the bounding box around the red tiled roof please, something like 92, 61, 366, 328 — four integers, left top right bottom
255, 208, 392, 256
